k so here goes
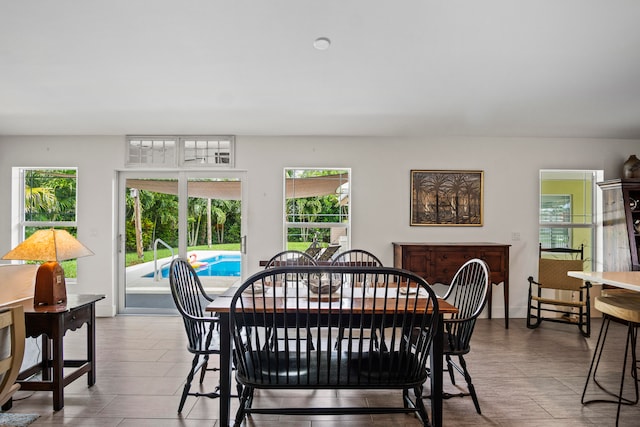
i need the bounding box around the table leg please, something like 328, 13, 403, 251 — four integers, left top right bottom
87, 304, 96, 386
486, 282, 510, 329
219, 313, 231, 427
52, 316, 64, 411
430, 313, 444, 427
41, 335, 51, 381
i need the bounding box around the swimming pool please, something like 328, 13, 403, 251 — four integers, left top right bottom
146, 253, 241, 278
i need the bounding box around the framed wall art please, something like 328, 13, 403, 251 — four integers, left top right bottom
410, 170, 484, 226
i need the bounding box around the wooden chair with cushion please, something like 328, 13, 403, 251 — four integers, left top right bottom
527, 244, 590, 337
0, 305, 25, 408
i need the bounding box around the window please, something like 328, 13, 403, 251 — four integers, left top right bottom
126, 138, 177, 166
540, 194, 572, 248
539, 169, 603, 268
183, 139, 233, 166
15, 167, 80, 278
284, 168, 350, 251
126, 136, 235, 168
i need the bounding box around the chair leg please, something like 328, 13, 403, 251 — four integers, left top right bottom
199, 354, 209, 383
178, 354, 200, 412
178, 353, 221, 412
445, 354, 456, 385
582, 316, 639, 426
441, 354, 481, 414
526, 294, 542, 329
583, 317, 611, 403
412, 385, 432, 427
234, 385, 253, 427
458, 355, 481, 414
611, 323, 639, 426
579, 301, 591, 338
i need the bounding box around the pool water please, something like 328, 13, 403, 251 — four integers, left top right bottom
146, 254, 241, 278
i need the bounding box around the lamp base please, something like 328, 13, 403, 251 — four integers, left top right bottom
34, 261, 67, 306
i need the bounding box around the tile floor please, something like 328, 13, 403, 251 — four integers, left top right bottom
4, 315, 640, 426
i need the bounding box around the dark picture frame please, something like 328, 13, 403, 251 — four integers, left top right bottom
410, 170, 484, 226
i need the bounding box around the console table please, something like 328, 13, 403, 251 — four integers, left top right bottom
393, 242, 510, 328
3, 294, 105, 410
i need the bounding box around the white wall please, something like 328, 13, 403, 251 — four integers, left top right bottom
1, 135, 639, 319
0, 136, 124, 316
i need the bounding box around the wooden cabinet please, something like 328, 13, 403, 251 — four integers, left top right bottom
598, 179, 640, 271
393, 242, 510, 328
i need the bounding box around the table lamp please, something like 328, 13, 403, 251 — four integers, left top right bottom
1, 229, 94, 306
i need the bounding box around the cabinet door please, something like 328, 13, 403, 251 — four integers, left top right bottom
601, 185, 632, 271
431, 248, 474, 285
401, 246, 430, 279
626, 188, 640, 270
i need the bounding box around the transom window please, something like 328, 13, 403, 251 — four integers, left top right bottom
126, 136, 235, 168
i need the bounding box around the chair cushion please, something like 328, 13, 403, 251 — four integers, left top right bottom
530, 295, 587, 307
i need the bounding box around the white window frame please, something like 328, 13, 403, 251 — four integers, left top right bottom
283, 168, 351, 251
10, 167, 79, 279
538, 169, 604, 269
125, 135, 235, 168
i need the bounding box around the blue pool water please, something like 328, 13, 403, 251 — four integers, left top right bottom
146, 253, 241, 278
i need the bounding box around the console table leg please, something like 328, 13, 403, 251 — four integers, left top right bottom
503, 280, 509, 329
52, 316, 64, 411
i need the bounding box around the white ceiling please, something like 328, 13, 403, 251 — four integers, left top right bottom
2, 0, 640, 139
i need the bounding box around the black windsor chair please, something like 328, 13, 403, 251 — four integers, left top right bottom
264, 250, 319, 350
331, 249, 384, 349
169, 257, 221, 412
438, 258, 490, 414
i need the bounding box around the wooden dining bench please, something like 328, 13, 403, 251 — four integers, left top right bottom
228, 266, 442, 426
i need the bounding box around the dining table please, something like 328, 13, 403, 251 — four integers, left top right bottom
206, 280, 457, 427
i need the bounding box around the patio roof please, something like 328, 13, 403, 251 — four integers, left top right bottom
126, 173, 348, 200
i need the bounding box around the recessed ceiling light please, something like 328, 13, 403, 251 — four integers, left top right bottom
313, 37, 331, 50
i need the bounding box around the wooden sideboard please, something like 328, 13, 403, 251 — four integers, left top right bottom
393, 242, 511, 328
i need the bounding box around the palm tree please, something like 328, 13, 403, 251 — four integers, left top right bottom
24, 186, 57, 220
211, 205, 227, 244
418, 173, 450, 223
444, 174, 468, 223
461, 178, 481, 222
188, 198, 208, 246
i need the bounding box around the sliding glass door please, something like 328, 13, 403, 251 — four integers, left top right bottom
118, 171, 246, 314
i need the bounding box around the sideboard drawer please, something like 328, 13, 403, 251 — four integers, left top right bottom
431, 250, 474, 284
